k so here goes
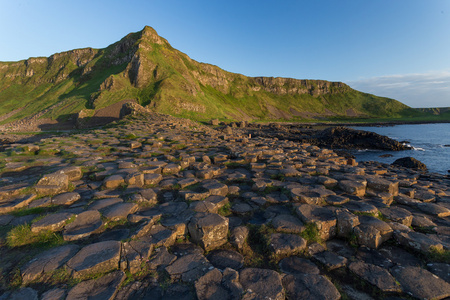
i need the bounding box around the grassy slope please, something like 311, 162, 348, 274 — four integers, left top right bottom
0, 26, 446, 124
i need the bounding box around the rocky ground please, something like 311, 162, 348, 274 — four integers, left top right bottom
0, 112, 449, 300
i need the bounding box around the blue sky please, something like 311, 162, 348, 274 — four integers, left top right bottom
0, 0, 449, 108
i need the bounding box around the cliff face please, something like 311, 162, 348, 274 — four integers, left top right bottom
0, 26, 413, 124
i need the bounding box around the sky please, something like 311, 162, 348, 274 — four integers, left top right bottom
0, 0, 449, 108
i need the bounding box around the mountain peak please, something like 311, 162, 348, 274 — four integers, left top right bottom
140, 26, 166, 45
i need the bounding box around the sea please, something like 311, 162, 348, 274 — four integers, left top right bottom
349, 123, 450, 175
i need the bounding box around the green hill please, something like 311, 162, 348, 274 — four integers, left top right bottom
0, 26, 432, 125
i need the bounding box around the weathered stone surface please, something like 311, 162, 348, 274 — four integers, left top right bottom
313, 250, 347, 270
103, 174, 125, 189
102, 202, 138, 221
195, 268, 243, 300
270, 233, 307, 256
63, 210, 103, 241
349, 261, 401, 293
7, 287, 38, 300
165, 253, 212, 282
66, 240, 121, 278
339, 180, 366, 196
36, 171, 69, 195
271, 214, 305, 233
336, 209, 360, 238
394, 231, 444, 253
52, 192, 81, 206
207, 249, 244, 270
31, 212, 74, 233
379, 207, 412, 226
41, 288, 66, 300
282, 274, 341, 300
0, 194, 36, 214
354, 216, 393, 248
239, 268, 284, 300
188, 213, 229, 251
89, 197, 123, 211
343, 200, 378, 215
391, 266, 450, 300
295, 204, 337, 240
66, 270, 125, 300
427, 262, 450, 282
279, 256, 320, 275
22, 244, 79, 284
416, 202, 450, 218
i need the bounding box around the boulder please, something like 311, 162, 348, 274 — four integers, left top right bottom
392, 157, 427, 170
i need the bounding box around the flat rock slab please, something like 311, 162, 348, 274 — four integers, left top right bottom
343, 200, 378, 215
88, 198, 123, 211
165, 253, 212, 283
392, 266, 450, 300
416, 202, 450, 218
41, 288, 66, 300
188, 213, 229, 251
427, 262, 450, 282
66, 270, 125, 300
6, 287, 39, 300
31, 212, 74, 233
282, 274, 341, 300
279, 256, 320, 275
271, 214, 305, 233
240, 268, 284, 300
325, 194, 350, 205
52, 192, 81, 206
22, 244, 80, 284
349, 261, 401, 293
295, 204, 337, 240
102, 202, 138, 221
313, 250, 348, 270
66, 240, 121, 278
63, 210, 103, 241
207, 249, 244, 270
195, 268, 243, 300
394, 231, 444, 253
270, 233, 307, 256
379, 206, 412, 226
0, 194, 36, 214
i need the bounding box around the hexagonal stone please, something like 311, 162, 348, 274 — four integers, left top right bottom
102, 202, 138, 221
103, 174, 125, 189
339, 180, 366, 197
195, 268, 243, 300
59, 166, 83, 181
349, 261, 401, 293
379, 207, 412, 226
336, 209, 360, 238
66, 270, 125, 300
240, 268, 284, 300
207, 249, 244, 270
22, 244, 79, 284
343, 200, 378, 215
325, 195, 350, 205
143, 173, 163, 185
0, 194, 37, 214
279, 256, 320, 275
270, 233, 307, 256
394, 231, 444, 254
88, 198, 123, 211
52, 192, 81, 206
366, 176, 398, 195
271, 214, 305, 234
353, 215, 393, 249
202, 181, 229, 196
391, 266, 450, 300
188, 213, 229, 251
165, 253, 212, 282
294, 204, 337, 240
416, 202, 450, 218
162, 163, 181, 175
66, 240, 121, 278
36, 171, 69, 195
313, 251, 348, 271
31, 212, 74, 233
282, 274, 340, 300
63, 210, 103, 241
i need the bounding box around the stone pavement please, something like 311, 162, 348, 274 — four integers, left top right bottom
0, 113, 449, 299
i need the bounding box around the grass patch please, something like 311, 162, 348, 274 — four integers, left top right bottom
11, 206, 49, 217
6, 224, 65, 248
300, 222, 322, 244
218, 203, 231, 216
429, 247, 450, 263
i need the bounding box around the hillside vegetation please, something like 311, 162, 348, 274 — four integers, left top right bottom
0, 26, 440, 125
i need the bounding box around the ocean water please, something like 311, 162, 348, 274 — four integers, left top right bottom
349, 123, 450, 174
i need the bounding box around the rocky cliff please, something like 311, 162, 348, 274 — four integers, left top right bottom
0, 26, 417, 126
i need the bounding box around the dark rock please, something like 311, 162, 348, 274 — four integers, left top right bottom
392, 157, 427, 170
349, 261, 401, 293
269, 233, 307, 256
195, 268, 243, 300
313, 250, 347, 270
207, 249, 244, 270
66, 270, 125, 300
63, 210, 103, 241
279, 256, 320, 275
391, 266, 450, 300
165, 253, 212, 282
66, 240, 121, 278
315, 127, 411, 151
282, 274, 341, 300
239, 268, 284, 300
